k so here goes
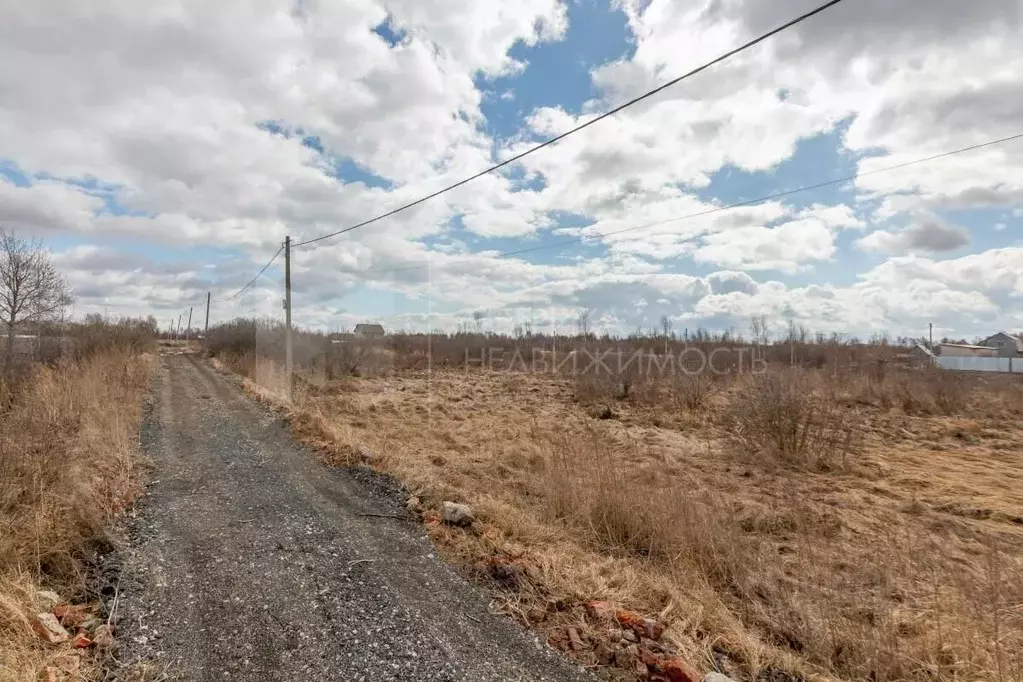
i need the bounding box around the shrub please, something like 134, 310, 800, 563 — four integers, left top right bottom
727, 369, 863, 471
668, 372, 718, 411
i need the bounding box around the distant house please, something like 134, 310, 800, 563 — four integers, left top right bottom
904, 343, 935, 364
353, 323, 385, 339
935, 343, 997, 358
979, 331, 1023, 358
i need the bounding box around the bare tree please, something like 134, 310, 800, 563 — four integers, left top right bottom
576, 308, 592, 339
1, 228, 73, 372
659, 315, 673, 339
748, 314, 769, 346
472, 310, 485, 335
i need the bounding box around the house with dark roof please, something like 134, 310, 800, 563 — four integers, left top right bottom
353, 323, 386, 339
979, 331, 1023, 358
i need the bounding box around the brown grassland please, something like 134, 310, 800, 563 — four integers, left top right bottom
211, 325, 1023, 682
0, 322, 155, 681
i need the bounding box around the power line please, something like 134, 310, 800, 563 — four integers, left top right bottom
365, 131, 1023, 277
291, 0, 847, 248
229, 243, 284, 299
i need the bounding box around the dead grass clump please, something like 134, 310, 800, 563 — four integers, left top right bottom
542, 433, 672, 559
727, 369, 864, 471
667, 373, 719, 411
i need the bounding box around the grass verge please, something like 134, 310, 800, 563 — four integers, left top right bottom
0, 348, 153, 681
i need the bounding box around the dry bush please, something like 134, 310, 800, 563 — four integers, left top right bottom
727, 369, 864, 471
667, 372, 719, 411
572, 349, 653, 405
69, 316, 157, 360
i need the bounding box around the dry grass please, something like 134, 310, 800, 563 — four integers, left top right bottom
727, 369, 865, 472
227, 350, 1023, 682
0, 347, 153, 681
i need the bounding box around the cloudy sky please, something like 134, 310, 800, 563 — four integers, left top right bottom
2, 0, 1022, 340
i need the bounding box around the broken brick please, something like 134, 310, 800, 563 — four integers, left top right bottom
567, 627, 586, 651
32, 613, 69, 644
659, 657, 701, 682
616, 609, 665, 640
52, 603, 90, 628
639, 647, 661, 668
72, 632, 93, 648
585, 600, 616, 621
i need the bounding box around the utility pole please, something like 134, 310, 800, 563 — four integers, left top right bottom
284, 236, 293, 397
176, 314, 182, 340
204, 291, 211, 339
204, 290, 212, 351
185, 306, 193, 341
929, 322, 934, 367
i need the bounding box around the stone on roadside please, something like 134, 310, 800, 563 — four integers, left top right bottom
32, 613, 69, 644
72, 632, 93, 648
357, 446, 377, 463
92, 624, 117, 650
37, 590, 62, 611
406, 496, 421, 511
441, 501, 474, 527
594, 642, 616, 666
703, 673, 738, 682
80, 616, 103, 632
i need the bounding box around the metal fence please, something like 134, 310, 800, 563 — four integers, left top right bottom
936, 356, 1023, 373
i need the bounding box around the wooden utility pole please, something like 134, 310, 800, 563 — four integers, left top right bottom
176, 314, 182, 340
284, 236, 293, 395
185, 306, 193, 341
204, 291, 211, 339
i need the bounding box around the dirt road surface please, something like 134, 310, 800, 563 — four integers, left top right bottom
116, 354, 592, 681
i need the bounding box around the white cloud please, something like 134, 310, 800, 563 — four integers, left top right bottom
693, 217, 836, 272
0, 179, 104, 234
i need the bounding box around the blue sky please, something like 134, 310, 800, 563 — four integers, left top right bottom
2, 0, 1022, 337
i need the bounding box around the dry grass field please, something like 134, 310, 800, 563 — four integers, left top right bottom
0, 322, 155, 681
208, 325, 1023, 682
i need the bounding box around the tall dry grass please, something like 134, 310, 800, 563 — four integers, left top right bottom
0, 345, 153, 680
539, 428, 1023, 681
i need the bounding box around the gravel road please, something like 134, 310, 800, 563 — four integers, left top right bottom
115, 353, 592, 681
